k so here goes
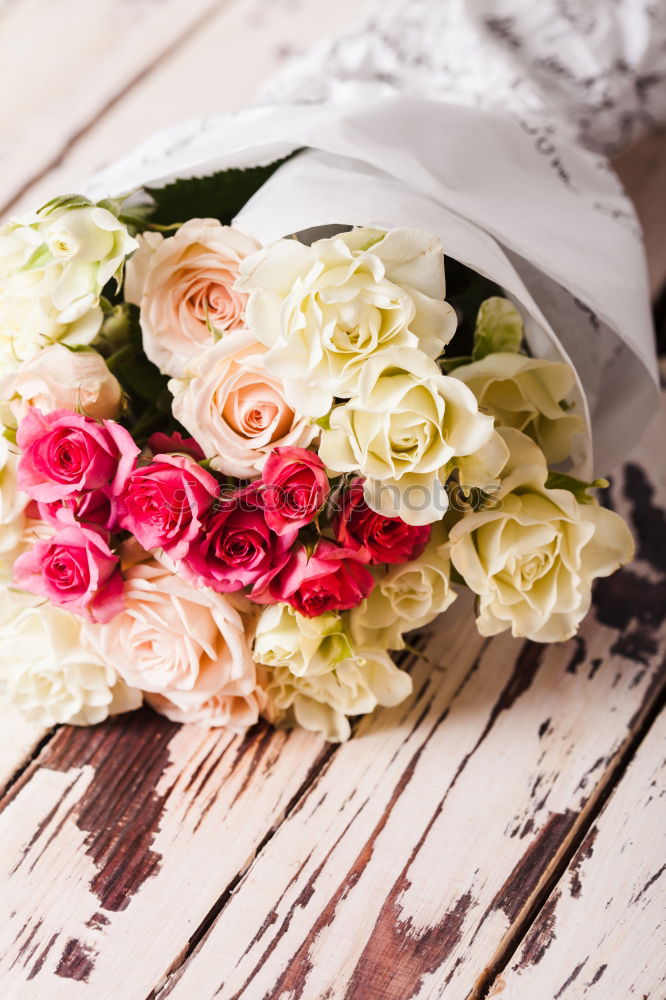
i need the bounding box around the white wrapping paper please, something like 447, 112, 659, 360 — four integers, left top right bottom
84, 89, 659, 475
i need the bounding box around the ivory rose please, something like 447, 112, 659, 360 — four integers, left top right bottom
82, 558, 260, 731
0, 435, 29, 570
0, 200, 136, 375
237, 226, 457, 416
449, 428, 635, 642
319, 347, 502, 526
125, 220, 261, 376
0, 587, 141, 726
0, 344, 122, 426
451, 352, 585, 464
349, 525, 457, 649
169, 331, 317, 478
254, 604, 412, 742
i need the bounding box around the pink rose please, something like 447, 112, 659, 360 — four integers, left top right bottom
335, 479, 431, 564
17, 407, 139, 503
0, 343, 122, 426
169, 332, 318, 478
125, 220, 261, 376
260, 447, 329, 535
146, 431, 205, 461
36, 488, 116, 531
82, 558, 260, 732
146, 689, 264, 732
115, 454, 217, 558
262, 539, 374, 617
183, 483, 296, 595
13, 523, 124, 623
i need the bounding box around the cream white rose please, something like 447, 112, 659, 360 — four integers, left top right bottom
237, 226, 457, 416
169, 330, 317, 477
0, 201, 137, 375
253, 603, 412, 741
0, 587, 141, 725
126, 219, 261, 376
0, 435, 29, 569
449, 428, 635, 642
319, 347, 500, 525
0, 344, 122, 426
451, 352, 585, 464
83, 558, 260, 732
349, 525, 457, 649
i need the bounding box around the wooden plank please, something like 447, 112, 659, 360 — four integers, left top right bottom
489, 709, 666, 1000
0, 702, 51, 793
158, 408, 666, 999
3, 0, 366, 217
0, 710, 332, 999
0, 0, 231, 213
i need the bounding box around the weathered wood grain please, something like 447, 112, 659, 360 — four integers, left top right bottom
0, 702, 51, 793
2, 0, 365, 218
489, 708, 666, 1000
156, 447, 665, 999
0, 709, 331, 999
0, 0, 232, 214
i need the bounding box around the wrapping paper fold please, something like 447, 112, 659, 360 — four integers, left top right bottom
85, 92, 660, 474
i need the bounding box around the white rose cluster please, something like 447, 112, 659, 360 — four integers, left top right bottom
0, 588, 141, 725
0, 198, 137, 376
253, 602, 413, 742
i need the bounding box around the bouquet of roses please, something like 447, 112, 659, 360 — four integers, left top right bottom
0, 166, 634, 741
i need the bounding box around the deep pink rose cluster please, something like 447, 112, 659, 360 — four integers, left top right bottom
13, 408, 143, 623
181, 447, 373, 616
12, 414, 381, 627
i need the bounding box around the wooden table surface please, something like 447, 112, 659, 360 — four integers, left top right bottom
1, 3, 664, 999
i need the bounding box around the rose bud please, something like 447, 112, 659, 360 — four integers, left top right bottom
262, 539, 374, 617
260, 447, 329, 535
336, 478, 431, 564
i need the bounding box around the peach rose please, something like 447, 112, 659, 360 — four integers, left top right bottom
169, 330, 318, 478
82, 557, 260, 732
0, 343, 122, 426
125, 219, 261, 376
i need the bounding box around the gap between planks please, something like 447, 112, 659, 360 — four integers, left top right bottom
470, 674, 666, 1000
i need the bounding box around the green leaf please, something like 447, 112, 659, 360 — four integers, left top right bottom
313, 412, 332, 431
37, 193, 92, 216
96, 197, 123, 217
545, 471, 609, 504
472, 297, 523, 361
21, 243, 53, 271
144, 152, 302, 226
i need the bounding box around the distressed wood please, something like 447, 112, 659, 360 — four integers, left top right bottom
156, 407, 666, 999
0, 709, 331, 998
0, 0, 232, 214
3, 0, 365, 218
0, 2, 664, 997
0, 702, 50, 793
490, 709, 666, 1000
